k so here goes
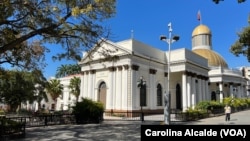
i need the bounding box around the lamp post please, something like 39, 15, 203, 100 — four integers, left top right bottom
137, 76, 146, 122
160, 22, 180, 125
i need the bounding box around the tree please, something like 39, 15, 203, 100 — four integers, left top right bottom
55, 64, 69, 78
230, 16, 250, 62
68, 76, 81, 103
0, 0, 116, 70
55, 64, 81, 78
31, 69, 48, 110
0, 69, 48, 112
45, 79, 63, 110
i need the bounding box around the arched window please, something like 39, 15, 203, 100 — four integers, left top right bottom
157, 84, 162, 106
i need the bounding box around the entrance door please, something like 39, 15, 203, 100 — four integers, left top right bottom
176, 84, 182, 110
98, 82, 107, 109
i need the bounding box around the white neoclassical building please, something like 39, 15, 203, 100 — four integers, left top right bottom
192, 24, 247, 102
73, 23, 247, 114
33, 23, 247, 114
18, 23, 248, 113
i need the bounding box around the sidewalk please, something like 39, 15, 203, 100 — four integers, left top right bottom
15, 109, 250, 141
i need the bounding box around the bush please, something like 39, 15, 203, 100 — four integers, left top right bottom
0, 109, 5, 115
18, 109, 33, 115
206, 100, 224, 110
195, 101, 211, 110
72, 98, 104, 124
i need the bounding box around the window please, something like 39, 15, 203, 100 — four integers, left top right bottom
157, 84, 162, 106
140, 84, 147, 106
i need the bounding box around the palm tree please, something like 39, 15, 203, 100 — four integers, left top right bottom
46, 79, 63, 110
68, 76, 81, 103
55, 64, 81, 78
55, 64, 68, 78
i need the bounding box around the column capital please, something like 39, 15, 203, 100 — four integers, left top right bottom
131, 64, 139, 71
90, 70, 96, 74
123, 65, 129, 70
117, 66, 123, 71
149, 68, 157, 74
108, 66, 116, 72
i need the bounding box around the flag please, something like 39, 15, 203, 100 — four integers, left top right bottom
197, 10, 201, 21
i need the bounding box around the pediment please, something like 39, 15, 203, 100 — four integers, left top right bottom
79, 39, 132, 64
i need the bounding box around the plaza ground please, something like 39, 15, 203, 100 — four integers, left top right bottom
14, 109, 250, 141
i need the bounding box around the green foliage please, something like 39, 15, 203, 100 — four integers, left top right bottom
195, 101, 211, 110
195, 97, 250, 111
182, 97, 250, 121
0, 109, 5, 115
68, 76, 81, 103
207, 100, 224, 110
0, 69, 47, 111
230, 25, 250, 62
228, 97, 247, 108
55, 64, 81, 78
223, 97, 234, 106
0, 0, 116, 71
245, 98, 250, 106
46, 79, 63, 101
184, 108, 208, 121
72, 98, 104, 124
0, 118, 25, 138
17, 109, 33, 116
0, 118, 20, 126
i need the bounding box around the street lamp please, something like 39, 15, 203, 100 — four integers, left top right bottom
137, 76, 146, 122
160, 22, 180, 125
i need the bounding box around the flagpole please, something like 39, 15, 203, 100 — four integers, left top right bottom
198, 10, 202, 24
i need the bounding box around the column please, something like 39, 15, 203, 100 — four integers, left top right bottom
197, 77, 202, 103
229, 83, 234, 98
237, 84, 241, 98
191, 76, 196, 109
182, 72, 187, 112
202, 78, 206, 101
90, 70, 96, 100
116, 66, 123, 109
219, 82, 223, 103
122, 65, 129, 110
149, 69, 157, 109
107, 67, 116, 110
85, 71, 89, 98
187, 75, 191, 108
80, 72, 85, 99
205, 78, 209, 100
131, 65, 139, 110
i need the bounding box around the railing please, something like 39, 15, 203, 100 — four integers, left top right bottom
1, 106, 249, 130
0, 116, 26, 140
5, 114, 76, 128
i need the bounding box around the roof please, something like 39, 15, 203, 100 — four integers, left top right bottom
192, 24, 211, 36
193, 49, 228, 68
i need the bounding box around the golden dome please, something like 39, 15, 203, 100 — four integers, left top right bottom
192, 24, 211, 36
193, 49, 228, 68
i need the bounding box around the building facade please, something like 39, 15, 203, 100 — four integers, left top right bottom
72, 23, 247, 114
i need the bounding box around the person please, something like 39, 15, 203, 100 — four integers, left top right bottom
224, 104, 231, 121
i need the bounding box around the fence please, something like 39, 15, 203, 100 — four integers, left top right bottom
1, 106, 249, 139
0, 116, 26, 140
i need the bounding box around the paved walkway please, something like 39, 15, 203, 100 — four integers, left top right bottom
14, 109, 250, 141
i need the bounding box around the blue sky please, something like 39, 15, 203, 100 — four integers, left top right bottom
43, 0, 250, 79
